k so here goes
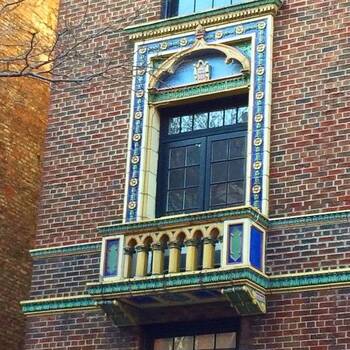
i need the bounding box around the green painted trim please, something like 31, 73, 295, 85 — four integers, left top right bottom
270, 270, 350, 290
269, 210, 350, 229
22, 268, 350, 315
88, 268, 350, 296
149, 76, 250, 104
88, 268, 269, 295
98, 206, 268, 235
30, 243, 102, 259
124, 0, 282, 36
21, 296, 97, 314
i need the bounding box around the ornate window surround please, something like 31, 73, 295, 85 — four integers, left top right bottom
123, 15, 274, 223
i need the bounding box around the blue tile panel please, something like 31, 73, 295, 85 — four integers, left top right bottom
250, 226, 264, 270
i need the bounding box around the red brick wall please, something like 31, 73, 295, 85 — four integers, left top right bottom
241, 288, 350, 350
270, 0, 350, 216
35, 0, 162, 248
0, 78, 49, 349
24, 311, 141, 350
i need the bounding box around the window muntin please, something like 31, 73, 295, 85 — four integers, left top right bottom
157, 97, 247, 218
154, 332, 237, 350
168, 106, 248, 135
165, 0, 241, 17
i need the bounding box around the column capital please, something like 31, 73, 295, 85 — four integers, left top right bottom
168, 241, 181, 249
185, 239, 198, 247
135, 245, 147, 253
151, 243, 162, 251
203, 237, 215, 245
123, 247, 135, 255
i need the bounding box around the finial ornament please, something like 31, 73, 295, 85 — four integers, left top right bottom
195, 24, 206, 40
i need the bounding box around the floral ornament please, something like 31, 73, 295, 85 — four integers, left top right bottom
179, 38, 188, 46
134, 111, 143, 119
256, 67, 265, 75
129, 178, 138, 187
132, 133, 141, 142
252, 185, 261, 194
257, 44, 265, 53
256, 91, 264, 100
131, 155, 140, 164
255, 114, 263, 123
254, 138, 263, 147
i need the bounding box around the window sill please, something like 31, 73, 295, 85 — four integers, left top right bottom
98, 205, 267, 236
124, 0, 282, 41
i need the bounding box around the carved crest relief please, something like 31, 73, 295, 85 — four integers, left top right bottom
194, 59, 211, 82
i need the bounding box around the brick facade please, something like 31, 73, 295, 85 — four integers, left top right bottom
24, 0, 350, 349
0, 78, 49, 349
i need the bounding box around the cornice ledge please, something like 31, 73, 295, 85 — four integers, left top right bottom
21, 295, 97, 315
30, 242, 102, 259
124, 0, 283, 41
269, 210, 350, 229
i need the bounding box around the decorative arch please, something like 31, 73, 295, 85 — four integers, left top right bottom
148, 25, 250, 90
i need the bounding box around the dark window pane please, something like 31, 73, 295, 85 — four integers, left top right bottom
169, 117, 181, 135
195, 334, 215, 350
224, 108, 237, 125
211, 162, 228, 183
193, 113, 208, 130
181, 115, 193, 133
178, 0, 195, 15
229, 138, 245, 159
209, 110, 224, 128
216, 332, 237, 349
154, 338, 173, 350
170, 147, 186, 168
185, 166, 200, 187
212, 139, 228, 161
227, 181, 245, 204
210, 183, 226, 206
184, 188, 199, 209
237, 106, 248, 123
186, 144, 201, 166
174, 336, 194, 350
214, 0, 231, 7
167, 190, 184, 211
228, 159, 245, 181
195, 0, 213, 12
169, 168, 185, 189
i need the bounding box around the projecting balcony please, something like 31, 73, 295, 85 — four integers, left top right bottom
87, 207, 268, 326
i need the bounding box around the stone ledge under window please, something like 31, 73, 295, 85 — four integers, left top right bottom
98, 206, 268, 236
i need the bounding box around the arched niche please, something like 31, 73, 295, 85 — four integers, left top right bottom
149, 29, 250, 91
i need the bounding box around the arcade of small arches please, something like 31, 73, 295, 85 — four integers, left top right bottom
122, 224, 224, 279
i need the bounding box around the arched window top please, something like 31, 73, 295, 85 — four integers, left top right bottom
149, 25, 250, 91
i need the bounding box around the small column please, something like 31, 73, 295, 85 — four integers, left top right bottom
151, 243, 164, 275
168, 241, 180, 273
123, 247, 134, 278
202, 237, 215, 269
185, 239, 198, 272
135, 245, 148, 277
